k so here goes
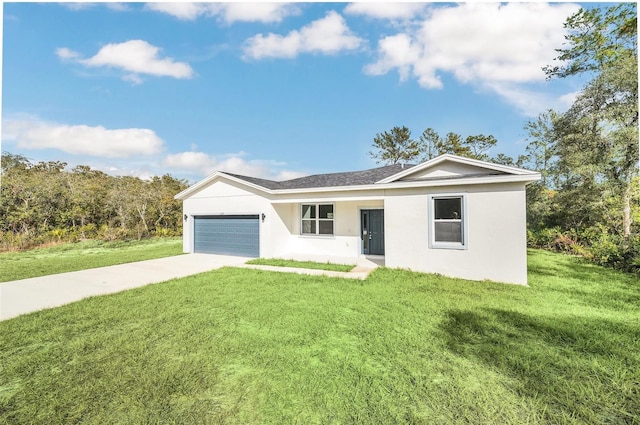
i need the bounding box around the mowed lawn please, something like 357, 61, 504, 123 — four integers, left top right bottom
1, 250, 638, 424
0, 237, 183, 282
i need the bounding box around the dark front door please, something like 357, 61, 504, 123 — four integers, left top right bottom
362, 209, 385, 255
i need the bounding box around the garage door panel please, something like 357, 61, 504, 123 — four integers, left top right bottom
194, 215, 259, 257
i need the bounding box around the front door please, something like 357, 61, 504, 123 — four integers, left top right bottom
362, 209, 385, 255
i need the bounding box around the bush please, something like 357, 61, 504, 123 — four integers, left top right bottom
583, 226, 640, 274
530, 225, 640, 275
528, 227, 562, 249
528, 227, 585, 256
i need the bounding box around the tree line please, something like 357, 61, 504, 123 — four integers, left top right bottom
368, 125, 525, 166
0, 152, 188, 251
369, 4, 639, 273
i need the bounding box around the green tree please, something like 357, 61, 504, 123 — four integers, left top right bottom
148, 175, 189, 234
524, 110, 560, 188
463, 134, 497, 160
492, 153, 529, 168
0, 151, 187, 249
418, 128, 441, 160
418, 128, 500, 161
545, 3, 638, 239
441, 132, 470, 156
544, 3, 637, 78
368, 126, 424, 165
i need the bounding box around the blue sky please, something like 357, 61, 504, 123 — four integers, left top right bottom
2, 2, 595, 182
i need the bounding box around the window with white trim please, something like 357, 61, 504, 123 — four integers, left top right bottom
429, 195, 466, 249
301, 204, 334, 235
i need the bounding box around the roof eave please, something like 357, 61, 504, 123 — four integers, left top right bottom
375, 154, 538, 184
270, 173, 541, 195
176, 167, 541, 200
174, 172, 273, 200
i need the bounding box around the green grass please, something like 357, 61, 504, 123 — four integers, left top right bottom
246, 258, 355, 272
0, 237, 183, 282
1, 249, 638, 424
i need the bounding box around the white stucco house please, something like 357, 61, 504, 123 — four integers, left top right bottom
174, 154, 540, 285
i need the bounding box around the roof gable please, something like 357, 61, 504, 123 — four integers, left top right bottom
376, 154, 537, 184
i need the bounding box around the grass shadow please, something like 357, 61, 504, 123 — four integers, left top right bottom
440, 308, 639, 424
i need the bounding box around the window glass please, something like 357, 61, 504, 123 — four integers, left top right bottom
432, 196, 464, 247
434, 198, 461, 220
302, 205, 316, 219
319, 204, 333, 219
301, 204, 333, 236
302, 220, 316, 234
318, 220, 334, 235
434, 222, 462, 243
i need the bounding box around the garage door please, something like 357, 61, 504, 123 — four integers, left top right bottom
193, 215, 260, 257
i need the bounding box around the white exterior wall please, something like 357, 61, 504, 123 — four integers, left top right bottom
180, 176, 530, 285
181, 179, 278, 257
272, 200, 383, 262
384, 183, 528, 285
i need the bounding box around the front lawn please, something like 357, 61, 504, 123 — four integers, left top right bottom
0, 250, 638, 424
0, 237, 183, 282
246, 258, 355, 272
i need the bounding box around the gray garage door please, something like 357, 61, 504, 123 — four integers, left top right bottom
193, 215, 260, 257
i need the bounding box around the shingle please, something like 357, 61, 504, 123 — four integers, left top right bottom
225, 163, 415, 190
223, 173, 284, 190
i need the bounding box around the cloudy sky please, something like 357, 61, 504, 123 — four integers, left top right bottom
2, 2, 592, 182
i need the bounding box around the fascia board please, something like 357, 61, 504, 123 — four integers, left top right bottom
271, 194, 386, 204
174, 172, 222, 200
174, 172, 273, 200
176, 168, 541, 200
375, 154, 539, 184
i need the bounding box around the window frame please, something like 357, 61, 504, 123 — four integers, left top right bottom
428, 194, 467, 250
300, 203, 335, 236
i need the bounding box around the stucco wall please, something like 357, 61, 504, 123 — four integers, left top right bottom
384, 182, 528, 285
180, 177, 530, 285
272, 200, 384, 260
181, 179, 276, 256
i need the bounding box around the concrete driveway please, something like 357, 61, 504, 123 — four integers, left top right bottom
0, 254, 250, 321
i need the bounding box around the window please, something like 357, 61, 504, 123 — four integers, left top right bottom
301, 204, 334, 236
429, 195, 466, 249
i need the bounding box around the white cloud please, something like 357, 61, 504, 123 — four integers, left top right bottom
482, 83, 576, 117
145, 2, 299, 23
60, 3, 130, 12
106, 3, 131, 12
363, 33, 420, 82
163, 151, 215, 172
145, 3, 207, 20
344, 3, 426, 20
364, 2, 581, 114
59, 3, 95, 11
57, 40, 194, 83
163, 151, 306, 181
2, 116, 165, 158
55, 47, 80, 60
216, 3, 300, 24
243, 11, 363, 60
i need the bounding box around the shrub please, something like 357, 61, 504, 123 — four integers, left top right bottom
586, 228, 640, 274
528, 225, 639, 275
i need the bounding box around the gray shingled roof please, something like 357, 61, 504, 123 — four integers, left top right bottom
225, 163, 416, 190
